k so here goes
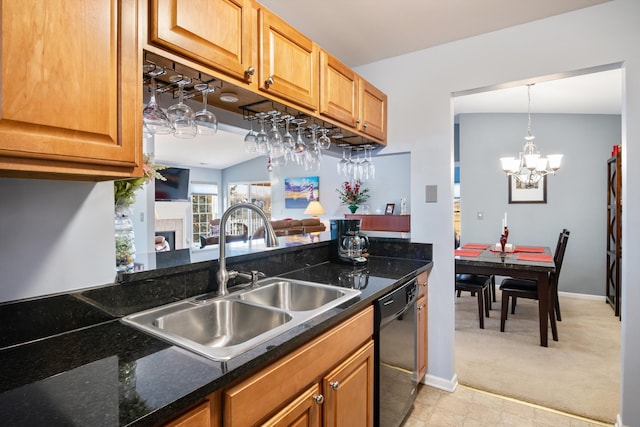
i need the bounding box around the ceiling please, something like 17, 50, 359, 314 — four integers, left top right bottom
153, 0, 620, 169
258, 0, 612, 68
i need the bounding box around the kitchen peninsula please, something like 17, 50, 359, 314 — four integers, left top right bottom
0, 235, 431, 426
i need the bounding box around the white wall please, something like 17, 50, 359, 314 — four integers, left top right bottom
355, 0, 640, 423
0, 179, 115, 301
459, 113, 620, 296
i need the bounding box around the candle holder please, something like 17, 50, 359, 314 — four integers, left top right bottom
500, 234, 507, 254
503, 226, 509, 241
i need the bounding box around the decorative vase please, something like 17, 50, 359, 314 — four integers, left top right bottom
348, 205, 359, 213
115, 200, 136, 273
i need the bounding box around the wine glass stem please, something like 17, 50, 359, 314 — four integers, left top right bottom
178, 82, 185, 105
202, 91, 208, 110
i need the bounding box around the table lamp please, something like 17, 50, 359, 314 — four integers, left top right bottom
304, 200, 325, 219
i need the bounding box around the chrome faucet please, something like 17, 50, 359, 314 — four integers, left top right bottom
216, 203, 279, 296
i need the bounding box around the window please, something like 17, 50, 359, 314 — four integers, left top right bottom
227, 182, 271, 237
191, 183, 218, 246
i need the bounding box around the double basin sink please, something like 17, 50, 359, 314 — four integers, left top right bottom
121, 278, 361, 361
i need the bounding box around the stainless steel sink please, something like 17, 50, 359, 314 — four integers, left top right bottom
238, 278, 352, 311
121, 278, 361, 361
153, 300, 292, 347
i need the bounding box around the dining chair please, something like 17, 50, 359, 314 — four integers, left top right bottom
499, 229, 570, 341
455, 274, 493, 329
507, 229, 569, 320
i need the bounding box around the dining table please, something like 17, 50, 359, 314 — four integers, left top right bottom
455, 244, 556, 347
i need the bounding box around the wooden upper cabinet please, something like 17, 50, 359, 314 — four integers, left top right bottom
319, 50, 359, 128
359, 78, 387, 142
0, 0, 141, 180
149, 0, 255, 84
319, 50, 387, 143
258, 8, 318, 110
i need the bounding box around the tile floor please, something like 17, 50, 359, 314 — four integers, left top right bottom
402, 384, 612, 427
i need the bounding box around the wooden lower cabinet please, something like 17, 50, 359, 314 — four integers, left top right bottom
263, 384, 323, 427
163, 393, 222, 427
416, 271, 429, 382
261, 340, 374, 427
224, 307, 374, 426
322, 340, 374, 427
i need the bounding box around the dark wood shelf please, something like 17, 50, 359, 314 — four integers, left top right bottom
606, 151, 621, 318
345, 214, 410, 232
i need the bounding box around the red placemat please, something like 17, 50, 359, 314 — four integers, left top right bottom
455, 249, 482, 257
515, 246, 545, 253
517, 253, 553, 262
461, 243, 490, 249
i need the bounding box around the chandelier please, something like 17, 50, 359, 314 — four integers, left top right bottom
500, 84, 563, 188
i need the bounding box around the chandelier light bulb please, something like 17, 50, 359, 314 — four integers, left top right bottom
499, 84, 564, 187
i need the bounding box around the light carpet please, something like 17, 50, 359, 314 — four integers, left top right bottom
455, 291, 620, 424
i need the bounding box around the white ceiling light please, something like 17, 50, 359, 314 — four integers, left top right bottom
500, 84, 563, 188
219, 92, 239, 103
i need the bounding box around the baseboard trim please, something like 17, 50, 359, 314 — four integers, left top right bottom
423, 372, 458, 392
559, 291, 606, 301
615, 413, 626, 427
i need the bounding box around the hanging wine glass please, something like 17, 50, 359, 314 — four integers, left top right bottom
337, 143, 351, 176
358, 145, 372, 181
194, 83, 218, 135
142, 65, 173, 135
364, 144, 375, 180
244, 116, 258, 153
166, 76, 197, 139
292, 118, 307, 165
266, 111, 286, 166
255, 113, 270, 156
281, 115, 295, 161
305, 125, 321, 171
352, 147, 364, 181
318, 128, 331, 150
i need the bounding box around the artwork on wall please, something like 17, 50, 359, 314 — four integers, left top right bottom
284, 176, 319, 208
508, 175, 547, 204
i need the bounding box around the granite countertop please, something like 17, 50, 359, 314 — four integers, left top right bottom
0, 250, 431, 426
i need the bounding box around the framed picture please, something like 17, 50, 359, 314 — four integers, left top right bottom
508, 175, 547, 204
385, 203, 395, 214
284, 176, 319, 208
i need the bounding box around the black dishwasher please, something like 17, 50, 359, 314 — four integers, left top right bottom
374, 278, 418, 427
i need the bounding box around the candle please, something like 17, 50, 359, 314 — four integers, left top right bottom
504, 212, 508, 228
501, 218, 505, 233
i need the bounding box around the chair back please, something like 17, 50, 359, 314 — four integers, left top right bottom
551, 230, 570, 286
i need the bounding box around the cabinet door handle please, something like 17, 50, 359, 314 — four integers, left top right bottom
265, 76, 275, 87
356, 118, 361, 125
244, 66, 255, 79
329, 381, 339, 390
362, 122, 368, 129
313, 394, 324, 404
418, 304, 426, 311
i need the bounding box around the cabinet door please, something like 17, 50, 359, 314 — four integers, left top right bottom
417, 271, 428, 299
323, 340, 374, 427
150, 0, 254, 83
258, 8, 318, 110
416, 294, 428, 382
319, 50, 359, 128
164, 400, 211, 427
0, 0, 140, 180
262, 384, 322, 427
359, 79, 387, 142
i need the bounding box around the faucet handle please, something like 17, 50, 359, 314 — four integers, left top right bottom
236, 270, 266, 284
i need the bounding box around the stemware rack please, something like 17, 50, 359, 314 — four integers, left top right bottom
143, 51, 381, 150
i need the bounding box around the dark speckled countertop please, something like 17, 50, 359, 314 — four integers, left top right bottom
0, 238, 431, 427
